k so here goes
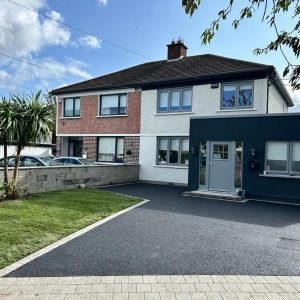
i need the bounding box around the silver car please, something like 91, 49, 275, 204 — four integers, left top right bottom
54, 157, 96, 166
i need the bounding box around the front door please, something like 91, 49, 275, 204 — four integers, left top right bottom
68, 138, 83, 157
208, 142, 232, 192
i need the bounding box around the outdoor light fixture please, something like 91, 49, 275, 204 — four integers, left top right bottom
211, 83, 219, 89
250, 147, 257, 157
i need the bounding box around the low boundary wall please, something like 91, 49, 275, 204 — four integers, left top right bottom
0, 165, 139, 194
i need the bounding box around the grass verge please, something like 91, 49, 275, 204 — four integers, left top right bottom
0, 188, 140, 269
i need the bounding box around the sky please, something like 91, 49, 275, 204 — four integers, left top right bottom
0, 0, 299, 110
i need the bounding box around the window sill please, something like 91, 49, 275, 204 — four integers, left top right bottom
259, 173, 300, 179
97, 115, 128, 118
216, 108, 257, 113
60, 117, 81, 119
155, 111, 194, 116
153, 164, 188, 169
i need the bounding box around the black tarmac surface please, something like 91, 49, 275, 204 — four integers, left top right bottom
7, 183, 300, 277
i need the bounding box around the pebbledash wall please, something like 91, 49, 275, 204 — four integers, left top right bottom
56, 89, 141, 164
0, 165, 139, 194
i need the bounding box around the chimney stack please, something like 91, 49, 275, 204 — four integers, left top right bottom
167, 37, 188, 60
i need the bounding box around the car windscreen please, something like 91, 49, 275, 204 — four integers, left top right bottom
39, 157, 61, 166
79, 159, 95, 165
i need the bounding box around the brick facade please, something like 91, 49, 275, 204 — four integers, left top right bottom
56, 136, 140, 165
124, 136, 140, 165
57, 91, 141, 135
56, 91, 141, 164
83, 137, 97, 160
56, 136, 62, 157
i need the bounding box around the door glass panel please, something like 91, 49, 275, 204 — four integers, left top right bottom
169, 138, 179, 164
292, 142, 300, 172
213, 144, 228, 160
235, 141, 243, 188
200, 141, 207, 185
266, 141, 288, 172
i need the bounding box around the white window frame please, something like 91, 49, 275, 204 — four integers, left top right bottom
157, 88, 192, 113
221, 81, 254, 110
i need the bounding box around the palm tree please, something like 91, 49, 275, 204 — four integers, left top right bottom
0, 98, 17, 197
11, 91, 54, 198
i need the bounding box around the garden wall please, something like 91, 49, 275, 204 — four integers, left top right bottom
0, 165, 139, 194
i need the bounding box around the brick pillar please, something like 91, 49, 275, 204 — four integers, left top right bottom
83, 137, 97, 160
56, 137, 62, 157
124, 136, 140, 165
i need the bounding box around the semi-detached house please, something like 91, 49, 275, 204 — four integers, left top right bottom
52, 40, 299, 201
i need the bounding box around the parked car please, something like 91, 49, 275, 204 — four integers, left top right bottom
54, 157, 96, 166
0, 155, 61, 167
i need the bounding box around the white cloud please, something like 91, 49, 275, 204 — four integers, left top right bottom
0, 0, 71, 59
76, 35, 102, 49
0, 57, 92, 91
97, 0, 108, 6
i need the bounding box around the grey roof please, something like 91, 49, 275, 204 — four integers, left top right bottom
51, 54, 293, 107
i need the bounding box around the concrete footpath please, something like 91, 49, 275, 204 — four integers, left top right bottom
1, 275, 300, 299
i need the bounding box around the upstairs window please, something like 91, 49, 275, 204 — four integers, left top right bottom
100, 94, 127, 116
64, 97, 80, 117
265, 141, 300, 175
158, 88, 192, 113
221, 82, 253, 109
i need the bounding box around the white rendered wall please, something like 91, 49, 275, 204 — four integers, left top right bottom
139, 78, 270, 185
139, 136, 188, 184
268, 84, 288, 113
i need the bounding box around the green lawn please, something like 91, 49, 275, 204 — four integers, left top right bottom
0, 188, 140, 269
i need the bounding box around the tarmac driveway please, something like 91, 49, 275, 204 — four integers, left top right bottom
7, 183, 300, 277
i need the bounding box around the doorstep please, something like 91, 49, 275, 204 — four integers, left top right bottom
183, 190, 246, 202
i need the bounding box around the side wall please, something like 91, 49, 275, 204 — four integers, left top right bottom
188, 114, 300, 201
268, 84, 288, 113
0, 165, 139, 194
